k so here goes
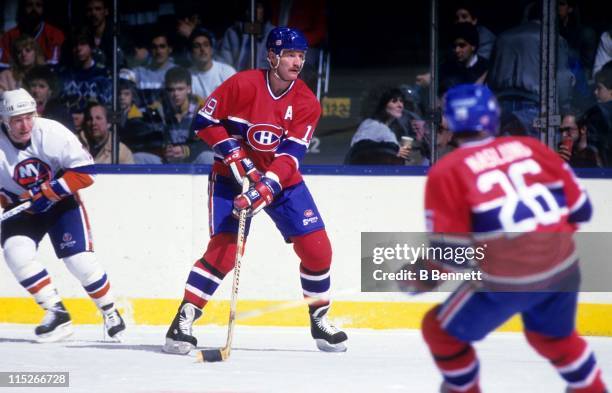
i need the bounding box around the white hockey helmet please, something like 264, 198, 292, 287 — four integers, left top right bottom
0, 88, 37, 123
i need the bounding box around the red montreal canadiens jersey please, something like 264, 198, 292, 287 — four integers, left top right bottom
425, 136, 589, 286
193, 69, 321, 188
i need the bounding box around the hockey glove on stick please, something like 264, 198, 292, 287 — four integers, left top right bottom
215, 138, 261, 185
19, 179, 70, 214
233, 175, 282, 217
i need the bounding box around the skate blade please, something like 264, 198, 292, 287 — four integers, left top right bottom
105, 331, 124, 342
315, 339, 347, 353
162, 337, 195, 355
36, 323, 74, 343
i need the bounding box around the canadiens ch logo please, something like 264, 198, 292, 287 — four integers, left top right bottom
246, 123, 284, 152
13, 159, 52, 188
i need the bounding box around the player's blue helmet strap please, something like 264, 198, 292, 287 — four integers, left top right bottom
266, 27, 308, 55
444, 84, 500, 135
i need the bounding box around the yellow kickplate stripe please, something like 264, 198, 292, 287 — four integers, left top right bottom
1, 298, 610, 336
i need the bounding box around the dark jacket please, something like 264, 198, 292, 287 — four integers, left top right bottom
584, 101, 612, 167
487, 21, 573, 107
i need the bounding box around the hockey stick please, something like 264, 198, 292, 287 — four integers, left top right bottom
197, 178, 250, 363
0, 201, 32, 222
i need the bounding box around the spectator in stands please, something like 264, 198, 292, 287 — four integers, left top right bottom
80, 102, 134, 164
117, 70, 165, 164
0, 35, 46, 92
60, 28, 111, 110
218, 1, 276, 71
558, 0, 598, 111
0, 0, 65, 67
269, 0, 328, 88
415, 23, 488, 99
487, 2, 573, 138
23, 65, 72, 128
403, 118, 431, 166
433, 117, 456, 162
85, 0, 125, 68
558, 0, 597, 77
125, 33, 150, 69
593, 29, 612, 77
580, 63, 612, 167
595, 61, 612, 103
345, 88, 411, 165
391, 84, 426, 139
171, 1, 203, 67
438, 22, 488, 95
161, 66, 212, 164
556, 110, 601, 168
69, 103, 86, 135
454, 1, 496, 60
188, 27, 236, 100
134, 30, 176, 104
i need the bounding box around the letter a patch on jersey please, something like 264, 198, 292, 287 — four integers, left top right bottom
284, 106, 293, 120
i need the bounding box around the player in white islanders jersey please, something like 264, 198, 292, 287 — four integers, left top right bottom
0, 89, 125, 342
163, 27, 348, 354
404, 84, 607, 393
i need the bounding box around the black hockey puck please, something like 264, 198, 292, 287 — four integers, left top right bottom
201, 349, 223, 362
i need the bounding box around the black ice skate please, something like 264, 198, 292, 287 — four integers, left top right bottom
310, 305, 348, 352
102, 304, 126, 340
35, 302, 73, 343
163, 302, 202, 355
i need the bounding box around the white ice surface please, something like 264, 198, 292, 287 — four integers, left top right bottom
0, 324, 611, 393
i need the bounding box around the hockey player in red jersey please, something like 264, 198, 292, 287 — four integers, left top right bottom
409, 84, 607, 393
163, 27, 347, 354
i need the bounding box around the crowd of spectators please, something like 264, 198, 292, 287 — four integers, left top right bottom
0, 0, 284, 164
351, 0, 612, 168
1, 0, 610, 168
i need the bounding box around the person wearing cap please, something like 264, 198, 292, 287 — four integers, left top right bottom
188, 27, 236, 100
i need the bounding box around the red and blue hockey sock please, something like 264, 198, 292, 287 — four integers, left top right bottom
183, 258, 225, 309
525, 330, 607, 393
292, 230, 332, 310
300, 264, 331, 312
183, 233, 237, 309
422, 306, 481, 393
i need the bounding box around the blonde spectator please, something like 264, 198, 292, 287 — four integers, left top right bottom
0, 35, 45, 92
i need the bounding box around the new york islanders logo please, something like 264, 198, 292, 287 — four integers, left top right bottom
13, 158, 52, 189
246, 124, 284, 152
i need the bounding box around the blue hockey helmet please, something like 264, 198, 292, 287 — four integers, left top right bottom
266, 27, 308, 55
443, 84, 500, 135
